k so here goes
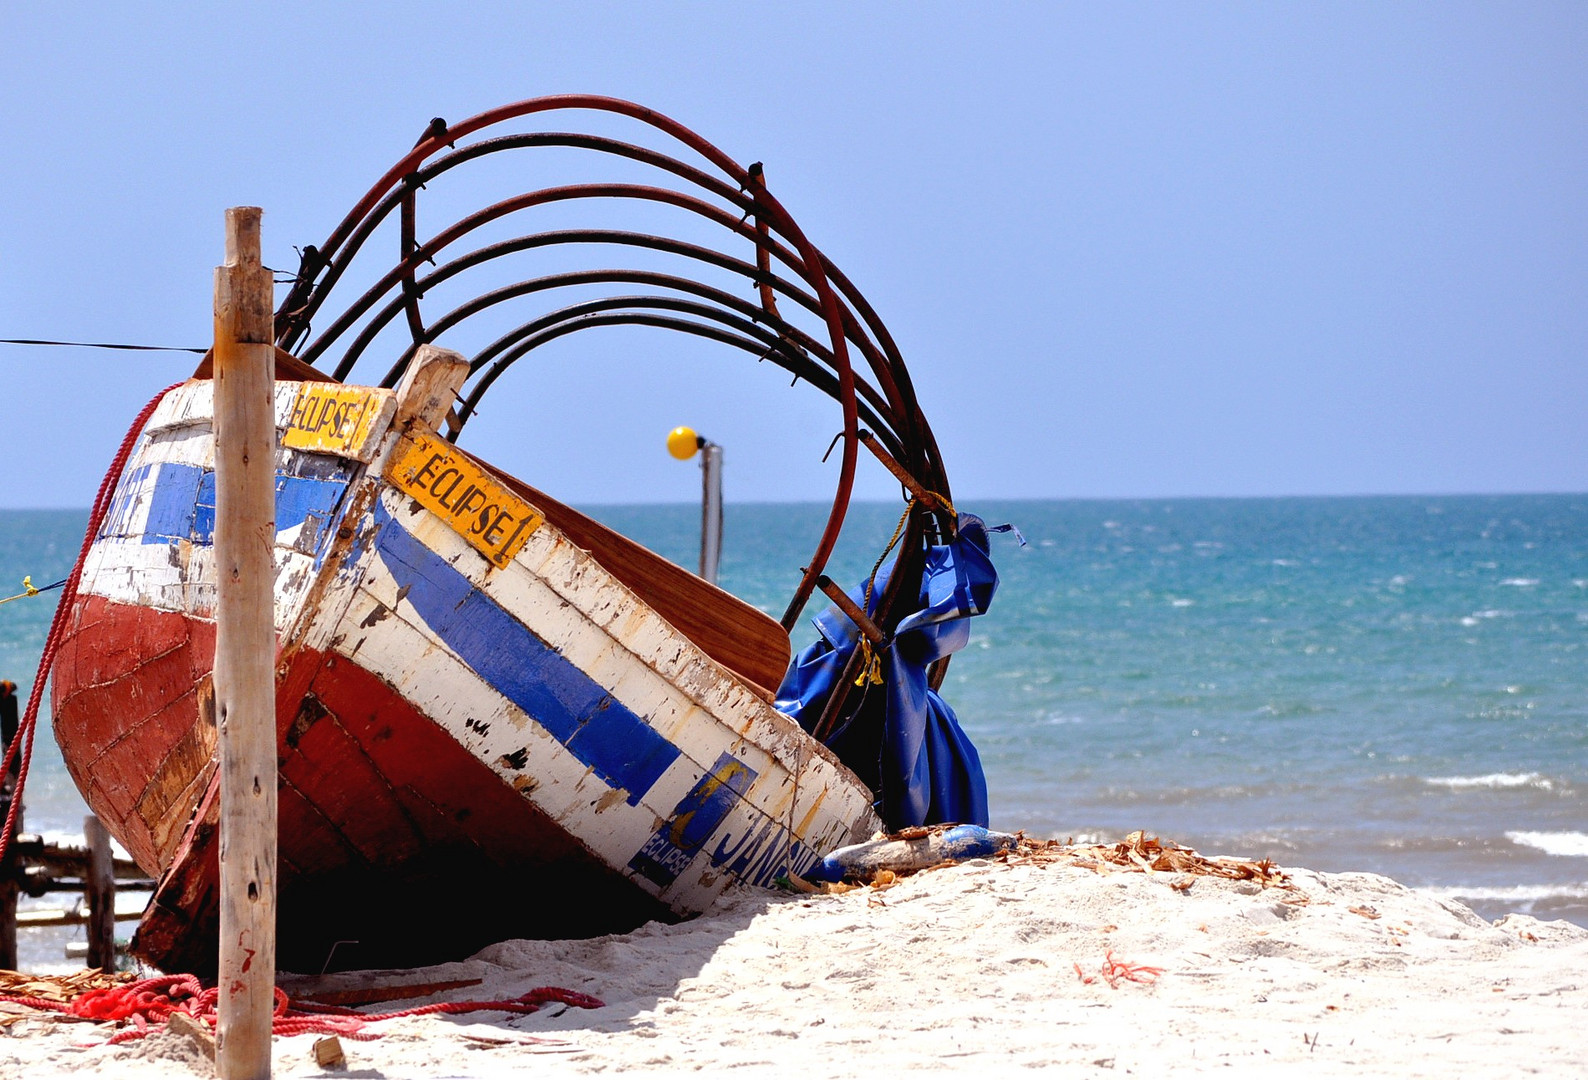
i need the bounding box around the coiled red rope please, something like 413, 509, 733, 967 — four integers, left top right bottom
0, 383, 183, 865
0, 974, 602, 1044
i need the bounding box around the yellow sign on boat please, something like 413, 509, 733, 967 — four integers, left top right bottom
386, 431, 543, 569
283, 383, 395, 461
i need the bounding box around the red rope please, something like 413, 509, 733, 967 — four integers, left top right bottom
0, 383, 183, 865
0, 976, 602, 1045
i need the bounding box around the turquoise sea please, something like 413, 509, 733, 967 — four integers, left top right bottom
2, 494, 1585, 967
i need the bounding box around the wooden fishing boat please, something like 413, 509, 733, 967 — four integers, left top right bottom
42, 97, 988, 974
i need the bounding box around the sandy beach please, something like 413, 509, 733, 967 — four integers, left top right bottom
1, 838, 1583, 1078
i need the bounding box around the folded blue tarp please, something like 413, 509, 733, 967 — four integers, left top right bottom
775, 513, 1002, 830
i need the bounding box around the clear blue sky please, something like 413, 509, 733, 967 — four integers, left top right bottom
2, 3, 1584, 508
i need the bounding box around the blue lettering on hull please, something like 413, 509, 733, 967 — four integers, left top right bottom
629, 752, 759, 888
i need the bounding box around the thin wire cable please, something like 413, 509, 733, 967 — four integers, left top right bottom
0, 339, 205, 355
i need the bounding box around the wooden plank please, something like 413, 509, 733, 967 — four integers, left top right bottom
392, 344, 468, 431
84, 816, 116, 970
487, 465, 791, 696
16, 900, 147, 928
212, 205, 277, 1080
287, 976, 481, 1008
169, 1012, 217, 1062
192, 344, 339, 384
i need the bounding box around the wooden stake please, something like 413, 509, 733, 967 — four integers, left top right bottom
0, 850, 15, 972
393, 344, 469, 431
213, 206, 277, 1080
0, 685, 19, 970
84, 815, 115, 971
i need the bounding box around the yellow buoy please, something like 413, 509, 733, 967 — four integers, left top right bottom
667, 426, 700, 460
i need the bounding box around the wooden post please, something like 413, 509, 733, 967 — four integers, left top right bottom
84, 815, 115, 970
393, 345, 470, 432
213, 206, 277, 1080
0, 682, 18, 970
0, 834, 15, 971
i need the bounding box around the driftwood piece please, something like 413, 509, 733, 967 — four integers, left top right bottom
168, 1011, 217, 1062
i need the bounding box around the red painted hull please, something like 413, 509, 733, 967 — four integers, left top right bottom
52, 595, 668, 975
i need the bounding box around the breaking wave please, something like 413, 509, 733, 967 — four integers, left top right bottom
1419, 882, 1588, 903
1423, 772, 1554, 792
1506, 831, 1588, 858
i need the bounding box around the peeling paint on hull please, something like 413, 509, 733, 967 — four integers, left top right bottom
51, 378, 880, 974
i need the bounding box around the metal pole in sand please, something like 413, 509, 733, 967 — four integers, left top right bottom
700, 440, 723, 585
213, 206, 278, 1079
666, 426, 725, 585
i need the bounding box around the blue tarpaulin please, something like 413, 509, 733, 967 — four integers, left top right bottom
775, 513, 1002, 830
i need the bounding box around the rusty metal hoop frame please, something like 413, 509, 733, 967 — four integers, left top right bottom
273, 95, 952, 637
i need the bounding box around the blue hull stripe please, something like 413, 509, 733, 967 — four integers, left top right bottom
371, 500, 681, 805
102, 462, 349, 548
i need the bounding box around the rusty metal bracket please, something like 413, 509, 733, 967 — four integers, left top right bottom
815, 575, 885, 645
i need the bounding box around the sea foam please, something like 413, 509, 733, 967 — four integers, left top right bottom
1420, 882, 1588, 903
1423, 772, 1554, 792
1506, 831, 1588, 858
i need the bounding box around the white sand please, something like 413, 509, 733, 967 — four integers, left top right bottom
2, 853, 1585, 1077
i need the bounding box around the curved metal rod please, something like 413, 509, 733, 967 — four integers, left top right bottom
286, 95, 872, 629
444, 295, 905, 458
818, 257, 947, 495
297, 96, 863, 626
277, 130, 755, 352
323, 228, 807, 378
301, 183, 770, 364
305, 97, 789, 301
462, 270, 791, 371
304, 182, 808, 368
301, 183, 909, 432
451, 313, 885, 459
279, 131, 922, 463
379, 274, 904, 441
325, 229, 871, 403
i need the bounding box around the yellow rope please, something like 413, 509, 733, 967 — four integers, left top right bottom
845, 493, 957, 689
0, 577, 42, 607
852, 638, 885, 687
922, 489, 958, 519
861, 502, 913, 616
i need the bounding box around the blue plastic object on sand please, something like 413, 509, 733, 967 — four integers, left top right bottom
805, 824, 1018, 883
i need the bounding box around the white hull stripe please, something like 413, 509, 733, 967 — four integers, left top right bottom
367, 497, 682, 805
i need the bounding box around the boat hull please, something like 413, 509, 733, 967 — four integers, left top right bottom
52, 376, 879, 973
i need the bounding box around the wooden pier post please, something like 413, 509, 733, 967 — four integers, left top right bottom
0, 836, 15, 971
213, 206, 278, 1079
0, 680, 18, 969
83, 815, 115, 970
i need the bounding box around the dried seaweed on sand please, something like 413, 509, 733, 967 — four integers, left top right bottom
0, 969, 135, 1006
788, 826, 1298, 902
1010, 830, 1297, 894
